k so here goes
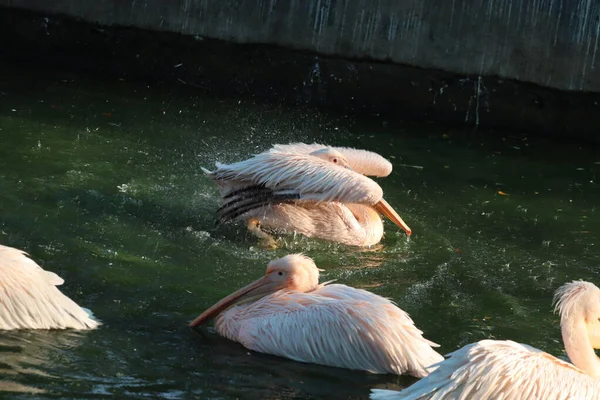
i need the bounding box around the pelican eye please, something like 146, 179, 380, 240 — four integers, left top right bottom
332, 158, 338, 163
278, 271, 283, 276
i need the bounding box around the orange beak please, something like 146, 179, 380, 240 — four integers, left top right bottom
373, 199, 412, 236
189, 275, 282, 327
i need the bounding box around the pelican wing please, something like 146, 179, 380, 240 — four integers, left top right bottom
206, 150, 384, 223
220, 284, 443, 377
208, 151, 383, 203
371, 339, 600, 400
0, 245, 99, 330
271, 143, 393, 177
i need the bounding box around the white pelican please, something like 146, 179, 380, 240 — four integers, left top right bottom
190, 254, 443, 377
370, 280, 600, 399
202, 143, 412, 247
0, 244, 99, 330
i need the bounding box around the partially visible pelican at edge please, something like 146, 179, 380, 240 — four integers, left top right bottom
370, 280, 600, 399
202, 143, 412, 247
190, 254, 443, 377
0, 244, 99, 330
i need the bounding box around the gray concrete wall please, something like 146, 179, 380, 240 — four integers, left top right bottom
5, 0, 600, 92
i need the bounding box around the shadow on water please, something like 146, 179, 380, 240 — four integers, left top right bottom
1, 59, 600, 398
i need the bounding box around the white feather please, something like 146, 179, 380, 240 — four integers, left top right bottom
207, 150, 384, 205
370, 280, 600, 400
0, 245, 99, 330
271, 143, 393, 177
202, 143, 408, 246
371, 340, 600, 400
216, 284, 443, 377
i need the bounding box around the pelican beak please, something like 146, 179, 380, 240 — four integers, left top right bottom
374, 198, 412, 236
189, 275, 281, 327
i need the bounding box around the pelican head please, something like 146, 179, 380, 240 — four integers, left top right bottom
308, 148, 412, 236
554, 280, 600, 348
190, 254, 320, 327
308, 148, 352, 169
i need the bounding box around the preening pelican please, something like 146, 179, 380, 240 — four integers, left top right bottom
370, 280, 600, 400
190, 254, 442, 377
202, 143, 412, 247
0, 244, 99, 330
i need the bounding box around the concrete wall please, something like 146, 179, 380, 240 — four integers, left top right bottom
4, 0, 600, 93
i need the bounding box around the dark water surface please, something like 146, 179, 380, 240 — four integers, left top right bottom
0, 61, 599, 399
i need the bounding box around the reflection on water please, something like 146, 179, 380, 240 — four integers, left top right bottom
0, 60, 599, 398
0, 330, 91, 395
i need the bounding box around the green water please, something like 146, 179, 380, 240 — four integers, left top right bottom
0, 61, 599, 399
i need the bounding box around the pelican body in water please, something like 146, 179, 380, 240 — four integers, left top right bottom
190, 254, 443, 377
370, 280, 600, 399
202, 143, 412, 247
0, 244, 99, 330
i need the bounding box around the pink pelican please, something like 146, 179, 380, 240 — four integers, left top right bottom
202, 143, 412, 247
0, 244, 99, 330
370, 280, 600, 399
189, 253, 443, 377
